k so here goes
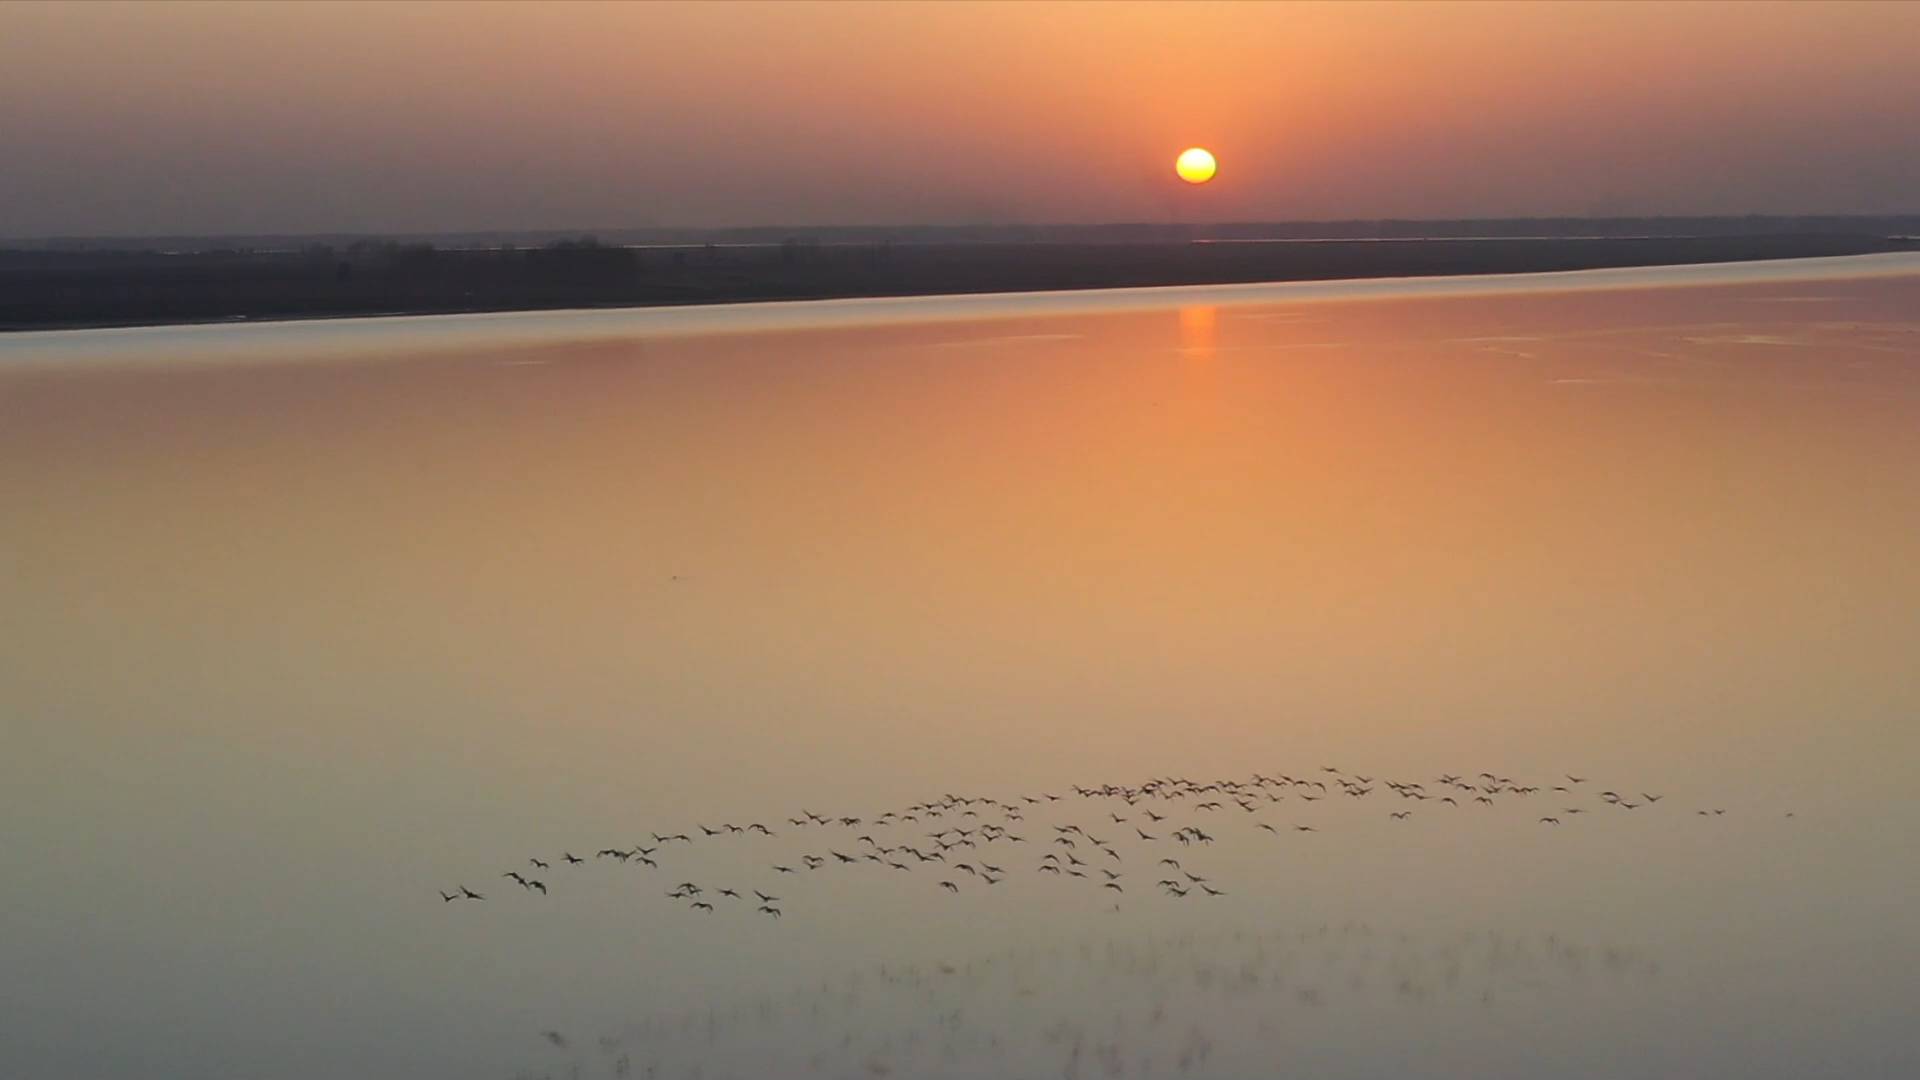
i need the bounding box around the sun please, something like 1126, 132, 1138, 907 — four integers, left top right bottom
1175, 147, 1217, 184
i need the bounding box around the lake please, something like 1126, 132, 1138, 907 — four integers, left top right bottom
3, 255, 1918, 1080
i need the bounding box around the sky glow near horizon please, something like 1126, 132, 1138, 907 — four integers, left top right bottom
0, 0, 1916, 235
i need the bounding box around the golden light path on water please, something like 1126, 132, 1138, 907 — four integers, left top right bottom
2, 255, 1918, 1079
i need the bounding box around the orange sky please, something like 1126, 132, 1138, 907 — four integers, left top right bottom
1, 0, 1915, 234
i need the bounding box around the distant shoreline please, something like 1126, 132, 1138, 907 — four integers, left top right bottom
3, 233, 1912, 333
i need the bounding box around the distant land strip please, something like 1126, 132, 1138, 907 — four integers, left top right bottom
4, 230, 1914, 332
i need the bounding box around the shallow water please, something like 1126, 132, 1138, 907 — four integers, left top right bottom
3, 257, 1918, 1079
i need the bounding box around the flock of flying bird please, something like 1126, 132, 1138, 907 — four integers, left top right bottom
441, 765, 1759, 920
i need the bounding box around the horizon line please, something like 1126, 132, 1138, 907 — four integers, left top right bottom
10, 212, 1920, 247
9, 251, 1916, 370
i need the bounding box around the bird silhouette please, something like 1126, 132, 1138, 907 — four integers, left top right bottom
436, 762, 1765, 929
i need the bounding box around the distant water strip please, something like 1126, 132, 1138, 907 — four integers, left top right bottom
5, 251, 1918, 370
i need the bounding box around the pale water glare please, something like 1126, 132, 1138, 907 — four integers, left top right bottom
3, 258, 1918, 1080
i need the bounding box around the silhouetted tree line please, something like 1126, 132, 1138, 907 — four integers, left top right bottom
522, 236, 640, 279
278, 236, 642, 284
2, 233, 1908, 331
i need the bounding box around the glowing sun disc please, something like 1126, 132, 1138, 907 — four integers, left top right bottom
1176, 147, 1217, 184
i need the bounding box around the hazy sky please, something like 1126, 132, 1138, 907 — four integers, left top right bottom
1, 0, 1916, 236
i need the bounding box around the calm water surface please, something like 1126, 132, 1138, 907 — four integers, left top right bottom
3, 257, 1918, 1079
